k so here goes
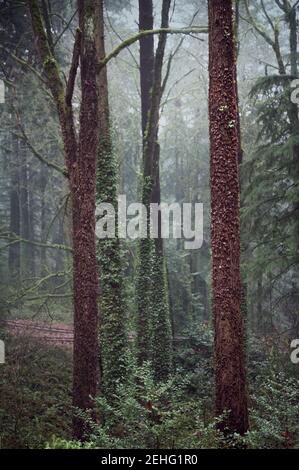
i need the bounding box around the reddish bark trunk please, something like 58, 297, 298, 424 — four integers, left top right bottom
72, 0, 100, 440
208, 0, 248, 435
27, 0, 100, 441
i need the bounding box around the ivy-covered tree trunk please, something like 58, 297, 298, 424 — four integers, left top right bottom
136, 0, 155, 366
95, 0, 128, 398
27, 0, 100, 441
208, 0, 248, 435
137, 0, 172, 380
149, 0, 172, 382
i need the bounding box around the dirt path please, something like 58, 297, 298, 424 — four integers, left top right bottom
2, 319, 74, 349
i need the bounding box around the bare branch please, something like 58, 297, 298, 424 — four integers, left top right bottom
0, 238, 71, 254
161, 8, 200, 96
274, 0, 286, 10
11, 128, 68, 177
27, 0, 65, 108
52, 8, 78, 48
0, 234, 72, 252
261, 0, 276, 32
244, 0, 286, 74
161, 68, 196, 111
0, 44, 52, 100
244, 0, 274, 47
106, 10, 139, 70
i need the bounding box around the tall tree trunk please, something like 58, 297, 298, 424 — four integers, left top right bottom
139, 0, 154, 141
208, 0, 248, 435
28, 162, 36, 276
20, 144, 35, 276
9, 135, 20, 279
95, 0, 128, 398
287, 4, 299, 262
136, 0, 155, 365
137, 0, 172, 380
27, 0, 100, 441
20, 144, 29, 276
72, 0, 100, 440
40, 166, 47, 276
288, 5, 297, 78
149, 0, 172, 382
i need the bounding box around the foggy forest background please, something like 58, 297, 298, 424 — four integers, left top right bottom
0, 0, 298, 450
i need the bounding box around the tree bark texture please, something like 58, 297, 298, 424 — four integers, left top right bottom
27, 0, 100, 441
208, 0, 248, 435
72, 0, 100, 440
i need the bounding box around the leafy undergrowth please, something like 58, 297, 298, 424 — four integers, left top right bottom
50, 327, 299, 449
47, 362, 299, 450
0, 324, 298, 449
0, 332, 72, 448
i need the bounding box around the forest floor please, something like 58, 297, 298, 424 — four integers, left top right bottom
2, 319, 73, 349
0, 320, 298, 448
0, 327, 73, 448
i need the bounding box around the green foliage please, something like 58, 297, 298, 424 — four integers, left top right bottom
151, 252, 172, 381
0, 334, 72, 448
174, 323, 214, 425
47, 358, 227, 449
0, 0, 298, 451
243, 335, 299, 448
136, 176, 155, 365
1, 327, 298, 449
136, 171, 172, 378
246, 372, 299, 448
136, 239, 173, 380
136, 237, 154, 364
46, 437, 86, 449
241, 67, 299, 334
96, 130, 128, 398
